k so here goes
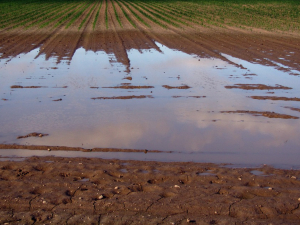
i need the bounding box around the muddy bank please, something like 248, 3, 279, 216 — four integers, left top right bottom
0, 156, 300, 224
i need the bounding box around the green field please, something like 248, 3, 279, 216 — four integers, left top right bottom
0, 0, 299, 32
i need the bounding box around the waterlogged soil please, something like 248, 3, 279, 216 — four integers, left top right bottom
1, 157, 300, 224
220, 110, 299, 120
250, 96, 300, 101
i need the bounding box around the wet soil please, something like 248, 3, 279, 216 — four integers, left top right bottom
224, 84, 292, 90
91, 95, 154, 100
162, 85, 191, 90
17, 133, 49, 140
0, 156, 300, 224
250, 96, 300, 101
221, 110, 299, 119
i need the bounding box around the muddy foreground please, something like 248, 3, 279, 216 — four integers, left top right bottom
0, 156, 300, 224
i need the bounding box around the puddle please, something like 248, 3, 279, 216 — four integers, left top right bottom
0, 157, 25, 162
0, 38, 300, 168
197, 170, 215, 176
250, 170, 268, 176
79, 178, 90, 182
120, 169, 128, 173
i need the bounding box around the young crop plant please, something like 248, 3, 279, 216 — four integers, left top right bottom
65, 1, 93, 29
115, 0, 136, 28
112, 0, 122, 28
123, 0, 166, 28
118, 0, 150, 28
93, 0, 103, 30
54, 2, 87, 28
40, 2, 81, 29
79, 2, 97, 30
105, 0, 108, 29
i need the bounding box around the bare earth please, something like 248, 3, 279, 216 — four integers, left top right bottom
1, 156, 300, 225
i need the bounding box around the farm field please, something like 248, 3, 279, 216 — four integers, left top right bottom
1, 0, 300, 224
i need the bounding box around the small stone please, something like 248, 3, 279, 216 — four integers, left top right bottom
47, 148, 51, 151
114, 186, 119, 190
238, 177, 242, 181
97, 195, 104, 200
39, 134, 43, 137
42, 201, 46, 204
268, 187, 273, 190
291, 176, 297, 179
298, 198, 300, 201
187, 218, 191, 223
174, 185, 180, 188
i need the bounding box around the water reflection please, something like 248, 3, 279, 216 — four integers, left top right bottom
0, 32, 300, 166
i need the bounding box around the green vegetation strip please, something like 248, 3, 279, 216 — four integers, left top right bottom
112, 0, 122, 28
118, 0, 150, 28
105, 0, 108, 29
79, 2, 97, 30
93, 0, 103, 30
115, 0, 136, 28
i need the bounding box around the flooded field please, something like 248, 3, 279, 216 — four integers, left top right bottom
0, 30, 300, 168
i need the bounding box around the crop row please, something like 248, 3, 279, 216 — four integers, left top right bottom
0, 0, 299, 32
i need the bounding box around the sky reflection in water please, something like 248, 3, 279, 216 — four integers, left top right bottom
0, 43, 300, 167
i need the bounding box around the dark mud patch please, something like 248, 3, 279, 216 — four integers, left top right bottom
1, 98, 8, 101
53, 86, 68, 88
91, 95, 153, 100
10, 85, 48, 89
284, 107, 300, 113
162, 85, 191, 89
225, 84, 292, 90
123, 76, 132, 80
221, 110, 299, 119
250, 96, 300, 101
172, 96, 206, 98
103, 85, 154, 89
17, 132, 49, 139
52, 98, 62, 101
90, 86, 99, 89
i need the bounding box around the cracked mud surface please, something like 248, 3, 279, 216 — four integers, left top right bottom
0, 157, 300, 224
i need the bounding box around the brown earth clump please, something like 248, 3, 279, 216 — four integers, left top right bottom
221, 110, 299, 119
91, 95, 154, 100
225, 84, 292, 90
250, 96, 300, 101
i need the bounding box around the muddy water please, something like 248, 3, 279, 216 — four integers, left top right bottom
0, 42, 300, 167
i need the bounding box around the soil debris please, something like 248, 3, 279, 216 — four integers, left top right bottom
221, 110, 299, 119
250, 96, 300, 101
91, 95, 153, 100
163, 85, 191, 89
123, 76, 132, 80
172, 96, 206, 98
17, 132, 49, 139
52, 98, 62, 101
224, 84, 292, 90
284, 107, 300, 112
10, 85, 47, 89
103, 85, 154, 89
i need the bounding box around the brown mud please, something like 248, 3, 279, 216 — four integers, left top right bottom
250, 96, 300, 101
103, 85, 154, 89
162, 85, 191, 90
0, 156, 300, 224
284, 107, 300, 113
91, 95, 154, 100
224, 84, 292, 90
17, 133, 49, 140
221, 110, 299, 119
